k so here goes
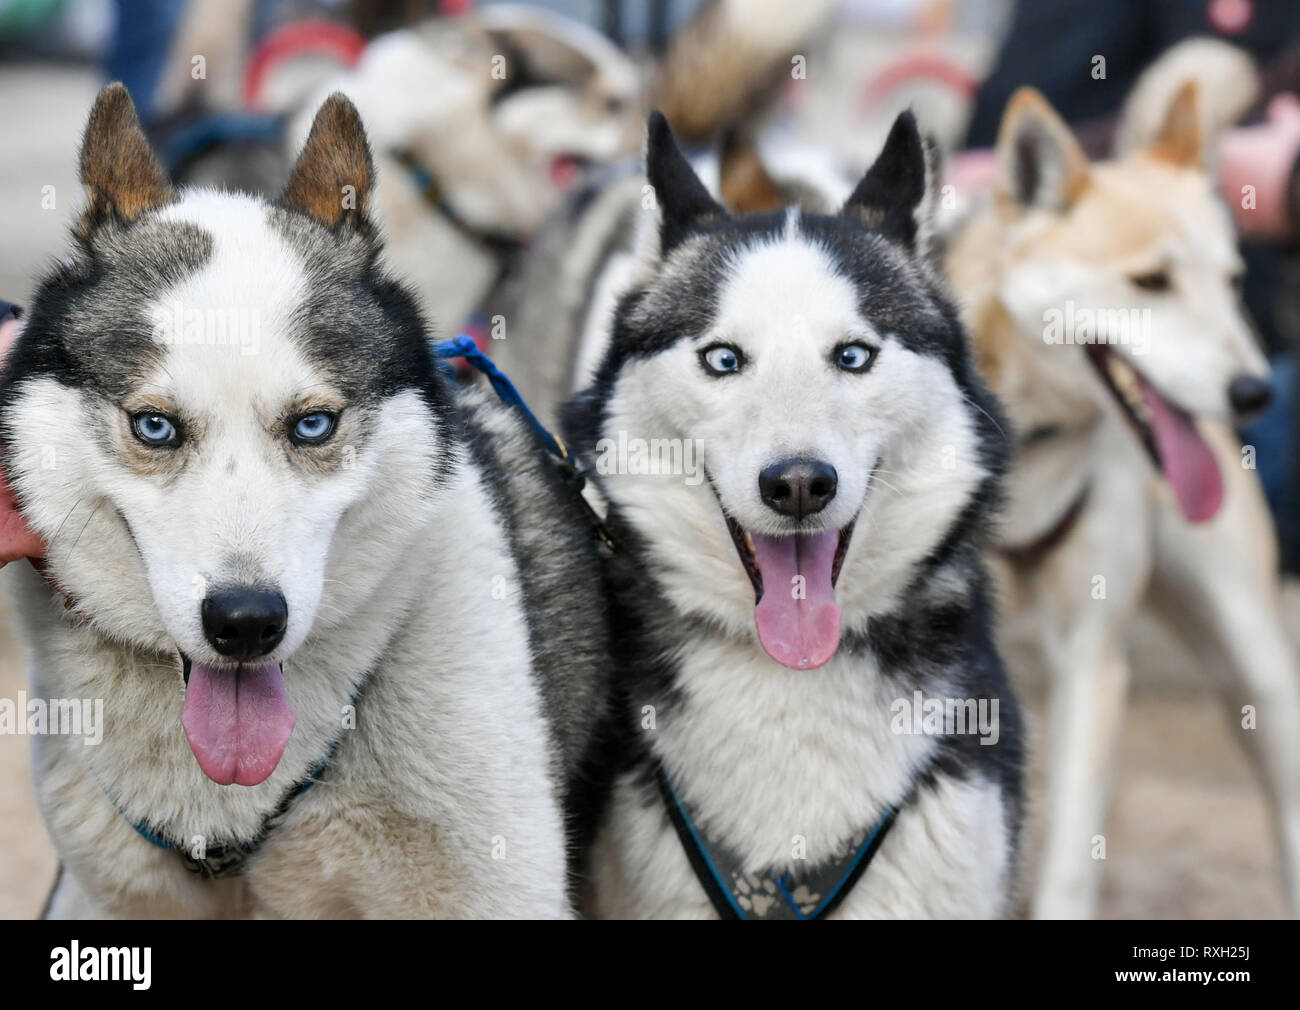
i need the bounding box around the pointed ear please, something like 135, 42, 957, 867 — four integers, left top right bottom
841, 111, 934, 252
645, 110, 727, 253
995, 88, 1089, 213
1147, 79, 1205, 167
282, 93, 374, 229
78, 82, 173, 230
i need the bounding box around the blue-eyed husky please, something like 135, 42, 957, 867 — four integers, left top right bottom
0, 85, 610, 918
564, 112, 1023, 918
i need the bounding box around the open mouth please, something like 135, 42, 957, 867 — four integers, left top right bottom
179, 652, 295, 787
548, 153, 590, 189
724, 515, 855, 671
1084, 344, 1223, 523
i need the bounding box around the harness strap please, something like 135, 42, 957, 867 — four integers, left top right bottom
432, 334, 617, 552
119, 679, 365, 879
392, 148, 526, 260
655, 762, 902, 920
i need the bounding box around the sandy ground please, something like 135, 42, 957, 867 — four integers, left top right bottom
0, 63, 1295, 920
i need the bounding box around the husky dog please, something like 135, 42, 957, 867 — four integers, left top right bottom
945, 79, 1300, 918
565, 112, 1023, 919
0, 85, 610, 918
286, 6, 643, 334
163, 6, 642, 336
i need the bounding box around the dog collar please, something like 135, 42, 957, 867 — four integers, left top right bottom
655, 761, 902, 920
391, 147, 526, 260
999, 481, 1091, 567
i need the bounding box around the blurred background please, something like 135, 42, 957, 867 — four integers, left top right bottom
0, 0, 1297, 918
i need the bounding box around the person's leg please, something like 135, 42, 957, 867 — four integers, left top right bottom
105, 0, 186, 122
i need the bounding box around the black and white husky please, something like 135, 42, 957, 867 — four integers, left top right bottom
0, 85, 609, 918
565, 112, 1023, 918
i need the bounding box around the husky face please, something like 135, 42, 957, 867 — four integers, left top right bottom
0, 86, 449, 786
986, 85, 1268, 522
568, 113, 1004, 671
325, 11, 640, 238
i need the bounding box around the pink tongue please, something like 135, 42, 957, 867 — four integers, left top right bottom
181, 661, 295, 786
549, 155, 582, 189
751, 531, 842, 670
1138, 376, 1224, 523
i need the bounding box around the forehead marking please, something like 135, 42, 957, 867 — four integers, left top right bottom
715, 234, 863, 338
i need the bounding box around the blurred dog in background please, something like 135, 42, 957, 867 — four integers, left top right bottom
945, 42, 1300, 918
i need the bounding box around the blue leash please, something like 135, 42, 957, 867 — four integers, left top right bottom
431, 335, 617, 551
431, 334, 569, 462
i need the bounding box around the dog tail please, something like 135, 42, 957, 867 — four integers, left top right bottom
1115, 37, 1259, 157
649, 0, 836, 145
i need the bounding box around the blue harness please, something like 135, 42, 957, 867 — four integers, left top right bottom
124, 734, 344, 879
656, 763, 903, 920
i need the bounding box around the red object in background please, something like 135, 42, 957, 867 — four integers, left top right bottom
243, 21, 368, 111
440, 0, 475, 15
860, 53, 979, 115
1207, 0, 1253, 36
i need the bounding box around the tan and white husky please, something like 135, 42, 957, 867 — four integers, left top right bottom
946, 77, 1300, 918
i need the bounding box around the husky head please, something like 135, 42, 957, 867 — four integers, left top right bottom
979, 84, 1269, 522
566, 111, 1005, 671
0, 85, 450, 786
306, 7, 641, 239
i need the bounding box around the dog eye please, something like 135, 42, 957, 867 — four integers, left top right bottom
291, 411, 337, 444
130, 411, 180, 448
700, 344, 743, 375
834, 342, 876, 372
1130, 270, 1170, 293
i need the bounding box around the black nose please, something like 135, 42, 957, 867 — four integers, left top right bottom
759, 459, 838, 519
1228, 374, 1272, 416
201, 588, 287, 661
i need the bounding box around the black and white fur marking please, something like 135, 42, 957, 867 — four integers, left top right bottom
0, 85, 610, 918
564, 111, 1023, 918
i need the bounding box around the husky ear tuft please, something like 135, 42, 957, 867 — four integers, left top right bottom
646, 110, 727, 253
841, 111, 933, 252
282, 93, 374, 230
78, 82, 173, 231
1147, 79, 1205, 167
996, 88, 1089, 213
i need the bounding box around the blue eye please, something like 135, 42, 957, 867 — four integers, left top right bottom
701, 344, 742, 375
131, 412, 179, 447
836, 343, 876, 372
291, 411, 337, 444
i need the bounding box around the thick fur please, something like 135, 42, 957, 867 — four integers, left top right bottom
946, 77, 1300, 918
0, 85, 610, 918
564, 113, 1023, 919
